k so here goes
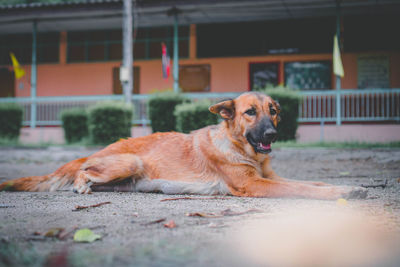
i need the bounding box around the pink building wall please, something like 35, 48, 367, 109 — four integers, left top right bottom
10, 26, 400, 97
14, 51, 400, 98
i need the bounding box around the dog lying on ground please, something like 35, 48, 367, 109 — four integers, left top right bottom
0, 92, 367, 199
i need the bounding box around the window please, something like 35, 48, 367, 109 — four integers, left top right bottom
284, 61, 331, 90
37, 33, 60, 63
249, 62, 280, 90
68, 30, 110, 62
357, 55, 390, 89
67, 26, 189, 63
0, 33, 59, 65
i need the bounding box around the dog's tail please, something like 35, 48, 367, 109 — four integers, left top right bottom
0, 157, 88, 192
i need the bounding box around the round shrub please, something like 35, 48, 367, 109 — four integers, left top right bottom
148, 92, 187, 132
61, 108, 88, 144
0, 103, 23, 140
88, 101, 133, 145
174, 100, 219, 133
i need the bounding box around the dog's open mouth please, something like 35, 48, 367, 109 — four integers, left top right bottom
255, 141, 272, 154
247, 135, 272, 154
258, 142, 271, 151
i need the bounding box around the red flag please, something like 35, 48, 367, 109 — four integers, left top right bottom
161, 43, 170, 79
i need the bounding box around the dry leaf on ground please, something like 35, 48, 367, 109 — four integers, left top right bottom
73, 228, 102, 243
44, 228, 64, 238
163, 220, 177, 228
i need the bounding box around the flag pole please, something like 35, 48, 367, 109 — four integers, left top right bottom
30, 20, 37, 129
173, 13, 179, 93
335, 1, 341, 126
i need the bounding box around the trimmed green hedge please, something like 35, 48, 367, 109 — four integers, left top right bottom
174, 100, 219, 133
148, 92, 186, 132
0, 103, 23, 140
259, 87, 300, 141
61, 108, 88, 144
88, 101, 133, 145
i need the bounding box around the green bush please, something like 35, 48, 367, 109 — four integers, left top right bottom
61, 108, 88, 144
88, 101, 133, 145
148, 92, 186, 132
174, 100, 219, 133
0, 103, 23, 140
258, 86, 301, 141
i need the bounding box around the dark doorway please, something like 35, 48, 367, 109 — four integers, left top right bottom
0, 68, 15, 97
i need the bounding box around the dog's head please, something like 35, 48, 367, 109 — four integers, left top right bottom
209, 92, 281, 154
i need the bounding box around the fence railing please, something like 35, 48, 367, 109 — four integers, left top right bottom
299, 89, 400, 123
0, 89, 399, 126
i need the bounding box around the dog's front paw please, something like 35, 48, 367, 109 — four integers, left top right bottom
343, 186, 368, 199
73, 183, 92, 194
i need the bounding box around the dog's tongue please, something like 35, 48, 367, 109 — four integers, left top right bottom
258, 142, 271, 150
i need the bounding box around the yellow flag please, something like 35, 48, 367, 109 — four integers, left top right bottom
9, 52, 26, 79
333, 35, 344, 77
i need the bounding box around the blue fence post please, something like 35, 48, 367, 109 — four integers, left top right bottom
30, 20, 37, 128
336, 79, 341, 125
320, 119, 325, 142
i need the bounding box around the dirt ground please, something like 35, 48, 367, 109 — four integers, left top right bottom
1, 146, 400, 267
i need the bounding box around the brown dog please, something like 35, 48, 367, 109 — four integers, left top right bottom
0, 92, 367, 199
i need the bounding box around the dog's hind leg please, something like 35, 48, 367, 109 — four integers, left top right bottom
73, 153, 144, 194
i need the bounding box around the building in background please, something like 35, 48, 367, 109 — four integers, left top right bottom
1, 0, 399, 96
0, 0, 399, 143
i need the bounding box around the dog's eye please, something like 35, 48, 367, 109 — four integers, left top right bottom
270, 108, 277, 115
245, 108, 256, 116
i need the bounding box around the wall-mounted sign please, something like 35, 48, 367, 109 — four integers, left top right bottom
179, 64, 211, 92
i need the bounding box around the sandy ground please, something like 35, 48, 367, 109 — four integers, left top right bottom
0, 147, 400, 267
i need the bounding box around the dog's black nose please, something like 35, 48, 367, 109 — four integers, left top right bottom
263, 128, 277, 141
264, 128, 277, 137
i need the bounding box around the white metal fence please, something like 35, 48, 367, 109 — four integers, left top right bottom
299, 89, 400, 122
0, 89, 399, 126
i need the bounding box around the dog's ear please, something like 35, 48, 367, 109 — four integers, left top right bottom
209, 99, 235, 120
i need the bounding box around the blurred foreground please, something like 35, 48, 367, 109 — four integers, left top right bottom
0, 147, 399, 266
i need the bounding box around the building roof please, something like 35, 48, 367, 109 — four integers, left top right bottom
1, 0, 399, 34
